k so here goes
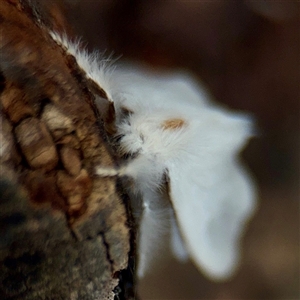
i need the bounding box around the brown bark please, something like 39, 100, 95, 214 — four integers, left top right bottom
0, 0, 135, 299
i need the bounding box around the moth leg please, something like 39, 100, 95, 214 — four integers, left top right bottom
95, 166, 120, 177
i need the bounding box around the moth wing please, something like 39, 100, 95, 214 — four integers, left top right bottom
110, 65, 210, 113
135, 188, 172, 277
170, 214, 190, 262
168, 157, 256, 280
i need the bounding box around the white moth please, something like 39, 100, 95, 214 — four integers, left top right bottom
51, 32, 257, 281
101, 67, 257, 280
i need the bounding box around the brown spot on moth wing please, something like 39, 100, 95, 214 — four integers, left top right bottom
161, 118, 186, 130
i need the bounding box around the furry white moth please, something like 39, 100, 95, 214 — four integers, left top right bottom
98, 66, 257, 281
50, 32, 257, 281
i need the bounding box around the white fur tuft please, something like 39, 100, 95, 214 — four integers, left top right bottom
49, 31, 115, 101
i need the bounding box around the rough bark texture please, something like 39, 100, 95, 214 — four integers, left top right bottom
0, 0, 134, 299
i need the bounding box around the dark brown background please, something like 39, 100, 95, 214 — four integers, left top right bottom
62, 1, 299, 299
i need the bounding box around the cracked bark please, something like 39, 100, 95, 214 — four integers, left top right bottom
0, 0, 136, 299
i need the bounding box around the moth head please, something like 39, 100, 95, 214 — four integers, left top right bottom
116, 106, 189, 163
115, 107, 148, 157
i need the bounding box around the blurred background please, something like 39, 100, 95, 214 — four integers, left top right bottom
61, 1, 299, 299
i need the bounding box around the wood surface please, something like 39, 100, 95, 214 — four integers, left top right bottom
0, 1, 135, 299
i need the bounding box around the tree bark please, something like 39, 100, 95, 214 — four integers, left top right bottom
0, 0, 135, 299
